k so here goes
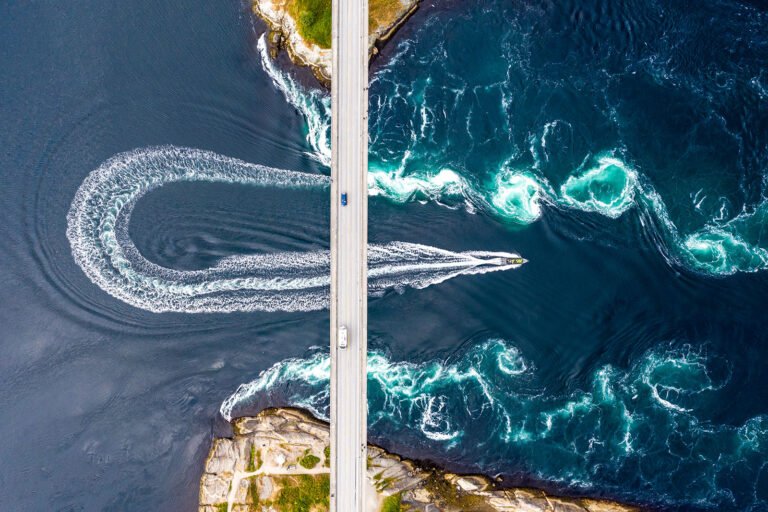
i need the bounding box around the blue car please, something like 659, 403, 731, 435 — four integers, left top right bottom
341, 193, 348, 206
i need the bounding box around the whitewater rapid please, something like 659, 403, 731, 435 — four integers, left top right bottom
257, 32, 768, 277
220, 338, 768, 508
66, 146, 523, 313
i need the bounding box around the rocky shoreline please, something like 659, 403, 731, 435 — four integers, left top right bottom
200, 407, 642, 512
252, 0, 420, 86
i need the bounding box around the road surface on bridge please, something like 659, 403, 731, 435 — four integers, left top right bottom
330, 0, 368, 509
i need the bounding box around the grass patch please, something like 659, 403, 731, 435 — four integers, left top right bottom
286, 0, 407, 49
246, 445, 263, 472
423, 472, 494, 511
323, 445, 330, 467
247, 476, 276, 508
247, 445, 255, 472
369, 0, 407, 33
299, 452, 321, 470
288, 0, 332, 49
248, 476, 262, 507
275, 474, 330, 512
380, 492, 404, 512
374, 475, 397, 492
214, 504, 228, 512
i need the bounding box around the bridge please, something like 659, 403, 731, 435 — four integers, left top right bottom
329, 0, 368, 509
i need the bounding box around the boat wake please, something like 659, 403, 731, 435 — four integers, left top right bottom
66, 146, 523, 313
258, 32, 768, 277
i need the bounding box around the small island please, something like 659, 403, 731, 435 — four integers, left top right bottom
253, 0, 420, 85
199, 408, 641, 512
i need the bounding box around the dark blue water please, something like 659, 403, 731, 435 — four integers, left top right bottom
1, 0, 767, 511
0, 1, 328, 509
226, 0, 768, 510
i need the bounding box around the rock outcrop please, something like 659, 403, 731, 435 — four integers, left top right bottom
200, 407, 642, 512
253, 0, 420, 85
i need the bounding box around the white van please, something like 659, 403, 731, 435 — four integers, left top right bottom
338, 326, 348, 349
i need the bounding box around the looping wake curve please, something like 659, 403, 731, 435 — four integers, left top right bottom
66, 146, 523, 313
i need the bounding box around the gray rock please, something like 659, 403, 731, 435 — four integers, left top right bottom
199, 407, 643, 512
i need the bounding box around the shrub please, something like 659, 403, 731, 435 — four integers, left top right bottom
299, 453, 321, 470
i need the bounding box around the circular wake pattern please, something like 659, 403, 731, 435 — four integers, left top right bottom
67, 146, 523, 313
221, 340, 767, 510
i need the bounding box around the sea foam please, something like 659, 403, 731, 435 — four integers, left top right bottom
66, 146, 523, 313
221, 339, 766, 509
260, 39, 768, 276
559, 157, 638, 218
257, 36, 331, 166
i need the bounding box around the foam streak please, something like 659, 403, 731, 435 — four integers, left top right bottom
67, 147, 523, 313
220, 340, 767, 509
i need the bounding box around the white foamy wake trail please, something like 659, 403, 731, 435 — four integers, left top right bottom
258, 37, 768, 276
67, 146, 523, 313
257, 36, 331, 166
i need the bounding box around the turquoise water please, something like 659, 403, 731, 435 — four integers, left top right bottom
261, 0, 768, 277
229, 0, 768, 509
66, 145, 522, 313
2, 0, 767, 510
223, 340, 766, 508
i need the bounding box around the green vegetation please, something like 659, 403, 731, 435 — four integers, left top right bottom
372, 470, 397, 492
248, 477, 258, 506
380, 492, 404, 512
247, 445, 255, 472
247, 445, 262, 472
298, 451, 321, 470
288, 0, 332, 49
248, 476, 262, 508
323, 445, 330, 467
287, 0, 407, 49
275, 474, 330, 512
423, 472, 494, 511
214, 504, 228, 512
368, 0, 407, 33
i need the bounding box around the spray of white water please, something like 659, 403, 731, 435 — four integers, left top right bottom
66, 146, 524, 313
